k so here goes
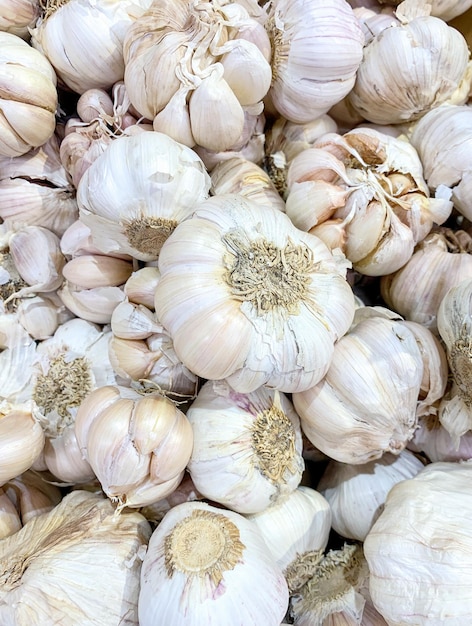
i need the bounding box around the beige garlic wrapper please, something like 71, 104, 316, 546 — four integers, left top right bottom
74, 385, 193, 509
138, 501, 289, 626
347, 4, 472, 125
285, 127, 453, 276
293, 309, 424, 464
77, 131, 211, 262
0, 490, 151, 625
186, 380, 304, 514
266, 0, 364, 124
154, 194, 355, 393
0, 32, 57, 157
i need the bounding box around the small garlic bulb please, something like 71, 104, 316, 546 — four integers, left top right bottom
293, 308, 424, 464
0, 490, 151, 625
317, 449, 425, 542
408, 414, 472, 462
364, 461, 472, 625
74, 385, 193, 509
154, 194, 356, 393
77, 131, 211, 261
138, 501, 289, 626
0, 32, 57, 157
266, 0, 364, 124
186, 380, 304, 514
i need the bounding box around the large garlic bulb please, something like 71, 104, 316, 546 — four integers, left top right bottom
364, 461, 472, 625
138, 501, 289, 626
317, 449, 424, 542
285, 127, 452, 276
154, 194, 356, 393
265, 0, 364, 124
0, 490, 151, 625
186, 380, 304, 514
77, 131, 211, 262
74, 384, 193, 508
292, 308, 424, 464
30, 0, 153, 94
0, 32, 57, 157
347, 4, 472, 125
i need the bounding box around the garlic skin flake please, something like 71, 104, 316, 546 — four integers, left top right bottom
0, 490, 151, 625
138, 501, 289, 626
77, 131, 211, 262
186, 380, 304, 514
364, 461, 472, 625
154, 194, 355, 393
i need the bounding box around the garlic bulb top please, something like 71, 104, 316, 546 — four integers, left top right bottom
0, 490, 151, 625
138, 500, 289, 626
186, 380, 304, 514
364, 461, 472, 625
154, 194, 356, 393
77, 131, 211, 262
266, 0, 365, 124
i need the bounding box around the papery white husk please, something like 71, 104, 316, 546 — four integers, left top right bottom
138, 500, 289, 626
77, 131, 211, 261
293, 309, 424, 463
154, 194, 355, 393
317, 449, 424, 542
186, 380, 304, 514
364, 460, 472, 625
0, 490, 151, 625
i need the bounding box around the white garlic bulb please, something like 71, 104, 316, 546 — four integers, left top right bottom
317, 449, 424, 542
408, 414, 472, 462
186, 380, 304, 514
364, 461, 472, 625
0, 490, 151, 625
154, 194, 355, 393
77, 131, 211, 262
0, 0, 40, 38
266, 0, 364, 124
138, 501, 289, 626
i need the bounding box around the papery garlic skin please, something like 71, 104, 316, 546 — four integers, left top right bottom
154, 194, 355, 393
186, 380, 304, 514
77, 131, 211, 261
139, 501, 289, 626
318, 449, 424, 542
266, 0, 364, 124
365, 461, 472, 625
293, 310, 424, 464
0, 490, 151, 625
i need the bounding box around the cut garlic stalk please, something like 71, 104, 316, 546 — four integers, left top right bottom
138, 501, 289, 626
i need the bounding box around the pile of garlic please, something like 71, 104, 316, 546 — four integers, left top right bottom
3, 0, 472, 624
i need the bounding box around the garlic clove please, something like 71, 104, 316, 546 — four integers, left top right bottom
124, 266, 160, 308
152, 86, 195, 148
220, 38, 272, 106
43, 424, 96, 484
3, 469, 62, 526
16, 295, 60, 340
58, 282, 126, 324
0, 488, 22, 539
62, 254, 134, 289
110, 300, 161, 340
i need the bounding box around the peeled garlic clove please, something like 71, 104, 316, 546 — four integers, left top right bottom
189, 65, 245, 152
0, 490, 151, 624
138, 501, 289, 626
186, 380, 304, 514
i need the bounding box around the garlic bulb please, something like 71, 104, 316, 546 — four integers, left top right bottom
0, 32, 57, 157
381, 228, 472, 333
408, 414, 472, 462
0, 490, 151, 625
0, 0, 40, 38
266, 0, 364, 124
317, 449, 424, 542
0, 401, 45, 486
364, 461, 472, 625
138, 500, 289, 626
378, 0, 472, 22
347, 5, 472, 125
247, 486, 331, 592
186, 380, 304, 514
0, 135, 78, 238
30, 0, 152, 94
77, 131, 211, 261
154, 194, 355, 393
123, 0, 272, 151
408, 104, 472, 222
285, 127, 453, 276
74, 384, 193, 509
292, 308, 424, 464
